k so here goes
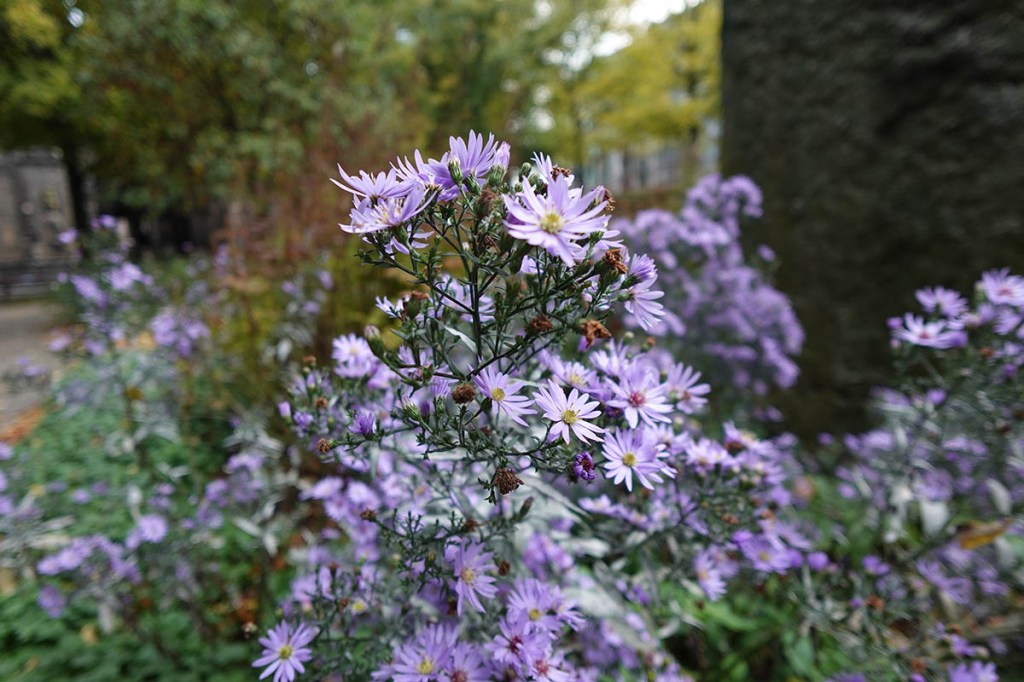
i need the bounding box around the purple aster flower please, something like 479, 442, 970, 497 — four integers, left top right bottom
531, 152, 574, 185
332, 334, 378, 378
862, 555, 890, 576
807, 552, 831, 571
534, 380, 605, 444
916, 286, 968, 318
684, 438, 733, 473
69, 275, 105, 304
486, 614, 549, 672
37, 585, 66, 618
331, 165, 410, 202
981, 268, 1024, 307
573, 452, 596, 481
387, 624, 459, 682
623, 279, 666, 331
737, 533, 791, 574
893, 314, 966, 349
340, 184, 434, 235
125, 514, 168, 550
474, 366, 536, 426
504, 174, 608, 266
601, 428, 675, 492
695, 550, 727, 601
350, 411, 376, 437
446, 541, 498, 615
444, 643, 490, 682
253, 621, 316, 682
429, 131, 506, 199
664, 362, 711, 414
948, 661, 999, 682
606, 365, 672, 428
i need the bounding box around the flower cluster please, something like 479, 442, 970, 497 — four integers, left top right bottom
614, 174, 804, 408
254, 135, 820, 681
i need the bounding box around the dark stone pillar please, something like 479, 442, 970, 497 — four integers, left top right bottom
721, 0, 1024, 437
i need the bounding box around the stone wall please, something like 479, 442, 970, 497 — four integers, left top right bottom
0, 149, 76, 267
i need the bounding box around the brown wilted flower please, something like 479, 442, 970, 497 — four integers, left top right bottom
359, 509, 377, 522
497, 559, 511, 576
580, 319, 611, 347
317, 438, 332, 454
452, 383, 477, 404
462, 517, 480, 533
493, 468, 524, 495
602, 248, 628, 275
315, 396, 329, 409
527, 315, 554, 334
603, 188, 616, 212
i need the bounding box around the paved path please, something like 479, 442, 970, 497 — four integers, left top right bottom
0, 301, 60, 429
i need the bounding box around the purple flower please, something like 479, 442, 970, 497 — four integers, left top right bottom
386, 624, 459, 682
126, 514, 168, 550
695, 550, 727, 601
447, 541, 498, 615
573, 452, 596, 481
948, 661, 999, 682
893, 314, 966, 349
623, 279, 666, 331
486, 614, 549, 673
253, 621, 316, 682
981, 268, 1024, 307
37, 585, 66, 618
606, 365, 672, 428
862, 555, 890, 576
664, 363, 711, 414
331, 165, 410, 202
504, 174, 608, 266
350, 411, 376, 437
474, 367, 536, 426
916, 286, 968, 318
534, 380, 605, 444
445, 643, 490, 682
601, 428, 675, 492
332, 334, 378, 378
429, 130, 506, 199
340, 184, 434, 235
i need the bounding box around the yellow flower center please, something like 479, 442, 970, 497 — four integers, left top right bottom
460, 567, 476, 585
416, 656, 435, 675
540, 211, 564, 234
568, 372, 584, 386
622, 451, 637, 467
528, 607, 543, 621
561, 409, 579, 425
490, 387, 506, 401
277, 644, 293, 660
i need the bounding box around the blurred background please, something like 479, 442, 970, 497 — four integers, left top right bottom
2, 0, 1023, 437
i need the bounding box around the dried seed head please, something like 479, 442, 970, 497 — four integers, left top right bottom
359, 508, 377, 522
602, 248, 628, 275
452, 383, 477, 404
317, 438, 332, 454
580, 319, 612, 347
527, 315, 554, 335
493, 468, 524, 496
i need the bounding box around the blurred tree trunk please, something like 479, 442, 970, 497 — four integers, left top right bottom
60, 140, 89, 235
721, 0, 1024, 438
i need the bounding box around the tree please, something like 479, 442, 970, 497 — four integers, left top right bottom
721, 0, 1024, 437
0, 0, 91, 232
